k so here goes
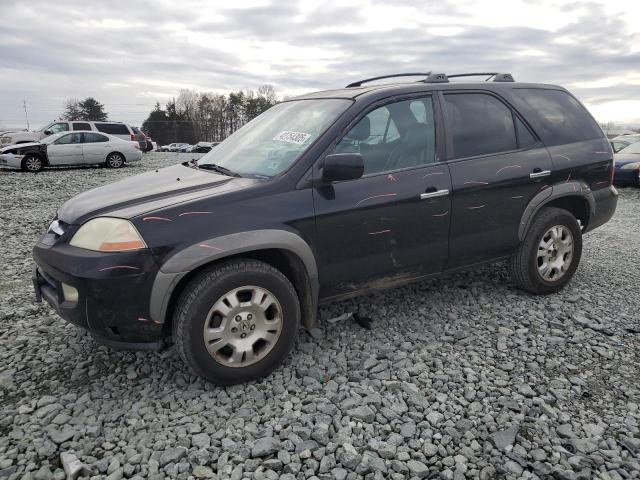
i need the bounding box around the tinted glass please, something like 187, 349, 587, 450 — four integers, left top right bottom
512, 88, 603, 146
49, 123, 69, 134
72, 122, 91, 131
95, 123, 130, 135
84, 132, 109, 143
515, 116, 537, 149
198, 99, 350, 177
335, 97, 436, 175
444, 93, 517, 159
55, 133, 82, 144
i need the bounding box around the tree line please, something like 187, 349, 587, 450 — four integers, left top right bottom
142, 85, 278, 145
59, 85, 278, 145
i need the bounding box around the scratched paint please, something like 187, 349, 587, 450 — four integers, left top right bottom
432, 211, 449, 217
387, 174, 397, 182
178, 211, 214, 216
511, 195, 524, 199
556, 154, 572, 162
495, 165, 522, 175
467, 205, 485, 210
198, 243, 223, 251
143, 216, 172, 222
422, 172, 444, 178
137, 317, 148, 322
99, 265, 140, 272
368, 229, 391, 235
463, 180, 489, 185
566, 171, 572, 182
355, 193, 397, 207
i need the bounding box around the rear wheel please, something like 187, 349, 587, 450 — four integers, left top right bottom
173, 259, 300, 385
105, 152, 125, 168
21, 154, 44, 172
509, 207, 582, 294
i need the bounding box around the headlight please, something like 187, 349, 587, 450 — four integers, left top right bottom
69, 218, 146, 252
620, 162, 640, 170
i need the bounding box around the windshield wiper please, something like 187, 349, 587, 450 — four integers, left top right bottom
197, 163, 242, 177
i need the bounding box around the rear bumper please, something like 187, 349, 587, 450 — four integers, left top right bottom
586, 185, 618, 232
32, 237, 165, 346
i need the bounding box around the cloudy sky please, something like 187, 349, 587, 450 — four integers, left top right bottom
1, 0, 639, 130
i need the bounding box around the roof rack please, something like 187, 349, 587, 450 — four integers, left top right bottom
346, 71, 515, 87
346, 73, 432, 88
448, 72, 515, 82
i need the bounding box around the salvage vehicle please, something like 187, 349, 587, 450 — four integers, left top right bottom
32, 72, 617, 385
0, 121, 142, 148
0, 131, 141, 171
610, 138, 634, 153
613, 141, 640, 186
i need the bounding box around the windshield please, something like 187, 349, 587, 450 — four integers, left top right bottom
198, 99, 351, 177
619, 141, 640, 154
41, 133, 64, 144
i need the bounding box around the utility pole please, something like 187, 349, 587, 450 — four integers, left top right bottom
23, 100, 30, 130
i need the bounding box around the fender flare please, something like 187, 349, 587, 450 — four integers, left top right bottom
149, 229, 319, 326
518, 181, 595, 241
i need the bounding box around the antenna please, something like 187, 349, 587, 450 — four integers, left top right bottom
23, 100, 30, 130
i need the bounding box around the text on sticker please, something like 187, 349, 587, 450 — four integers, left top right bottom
273, 131, 311, 145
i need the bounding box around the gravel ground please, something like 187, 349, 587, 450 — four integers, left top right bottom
0, 153, 639, 480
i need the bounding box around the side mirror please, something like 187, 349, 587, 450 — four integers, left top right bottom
44, 129, 52, 135
322, 153, 364, 182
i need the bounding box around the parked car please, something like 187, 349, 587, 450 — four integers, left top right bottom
130, 127, 147, 150
613, 141, 640, 186
610, 138, 634, 153
189, 142, 219, 153
0, 121, 141, 148
158, 143, 189, 152
0, 131, 141, 172
32, 72, 617, 385
178, 143, 192, 153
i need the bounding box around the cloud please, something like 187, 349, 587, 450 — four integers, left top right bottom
0, 0, 639, 128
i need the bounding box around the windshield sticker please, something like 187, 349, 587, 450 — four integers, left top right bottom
273, 131, 311, 145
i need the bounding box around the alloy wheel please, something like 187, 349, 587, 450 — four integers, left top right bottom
107, 153, 124, 168
537, 225, 574, 281
25, 156, 42, 172
202, 286, 283, 367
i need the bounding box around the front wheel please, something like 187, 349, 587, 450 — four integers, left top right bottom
509, 207, 582, 294
21, 154, 44, 172
173, 259, 300, 385
105, 152, 125, 168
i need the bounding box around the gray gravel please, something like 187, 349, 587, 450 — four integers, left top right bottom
1, 153, 639, 480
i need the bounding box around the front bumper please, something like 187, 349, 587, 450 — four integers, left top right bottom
0, 153, 24, 169
33, 233, 166, 346
613, 168, 640, 186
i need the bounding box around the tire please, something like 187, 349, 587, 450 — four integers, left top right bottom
173, 259, 300, 385
21, 154, 44, 172
509, 207, 582, 294
105, 152, 125, 168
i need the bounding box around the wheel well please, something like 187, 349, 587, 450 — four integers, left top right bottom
22, 152, 48, 166
162, 248, 315, 337
542, 196, 590, 230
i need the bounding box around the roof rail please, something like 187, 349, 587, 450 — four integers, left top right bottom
346, 72, 431, 88
448, 72, 515, 82
424, 73, 448, 83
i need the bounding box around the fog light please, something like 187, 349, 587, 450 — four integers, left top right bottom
62, 283, 79, 304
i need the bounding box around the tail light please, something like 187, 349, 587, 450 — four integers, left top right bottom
131, 134, 136, 141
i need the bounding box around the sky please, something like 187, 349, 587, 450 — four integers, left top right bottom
1, 0, 639, 130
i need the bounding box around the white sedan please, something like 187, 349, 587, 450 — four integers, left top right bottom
0, 131, 142, 172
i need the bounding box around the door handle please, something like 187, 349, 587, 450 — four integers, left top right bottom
420, 189, 449, 200
530, 169, 551, 179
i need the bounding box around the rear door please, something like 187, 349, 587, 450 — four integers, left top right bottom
82, 132, 111, 164
47, 132, 84, 165
313, 94, 451, 298
441, 91, 553, 267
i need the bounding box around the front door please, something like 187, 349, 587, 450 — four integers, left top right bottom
313, 95, 451, 298
441, 91, 553, 267
46, 132, 84, 165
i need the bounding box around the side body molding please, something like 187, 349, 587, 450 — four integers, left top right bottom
518, 181, 595, 240
149, 229, 319, 326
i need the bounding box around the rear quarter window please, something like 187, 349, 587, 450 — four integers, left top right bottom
95, 123, 130, 135
512, 88, 603, 146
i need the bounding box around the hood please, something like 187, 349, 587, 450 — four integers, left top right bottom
614, 153, 640, 167
0, 142, 42, 152
57, 163, 260, 224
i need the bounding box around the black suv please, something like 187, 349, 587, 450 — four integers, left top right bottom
33, 72, 618, 385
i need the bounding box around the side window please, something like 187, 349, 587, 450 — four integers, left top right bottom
84, 133, 108, 143
334, 96, 436, 175
54, 133, 81, 144
515, 116, 537, 149
49, 123, 69, 134
95, 123, 129, 135
72, 122, 91, 131
443, 93, 517, 159
511, 88, 603, 146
